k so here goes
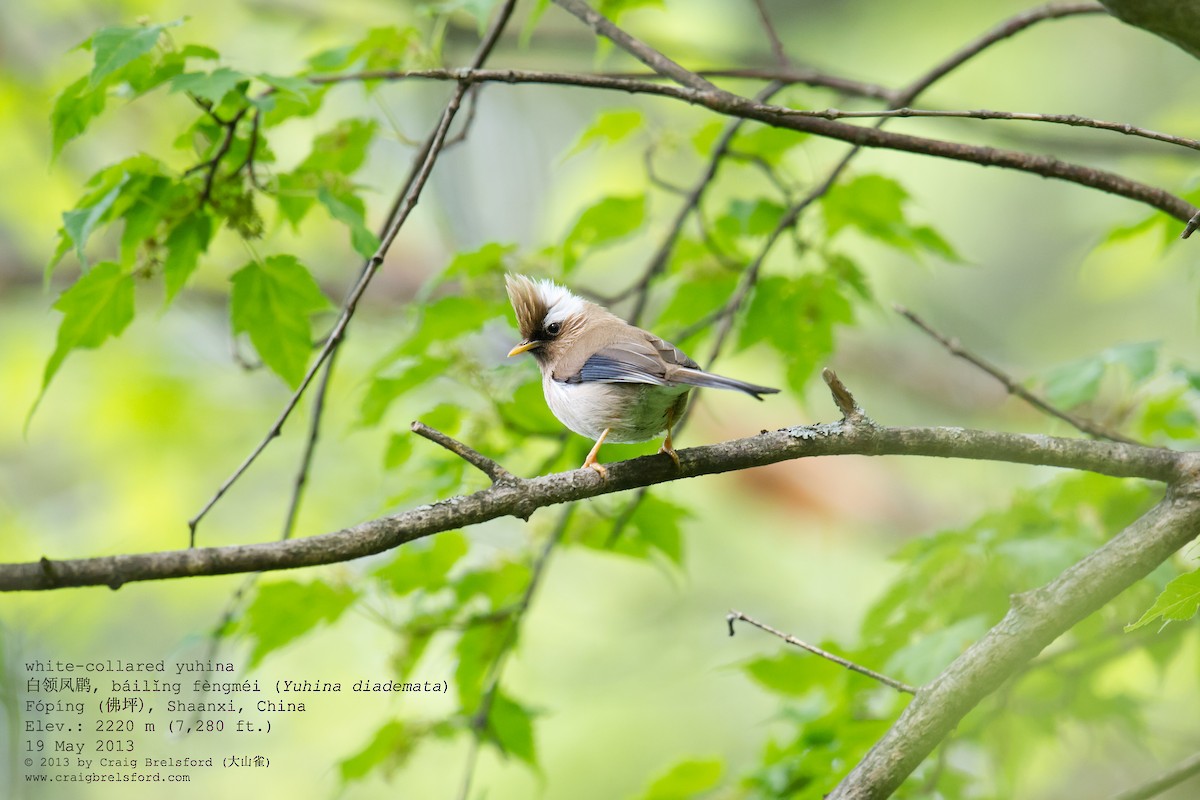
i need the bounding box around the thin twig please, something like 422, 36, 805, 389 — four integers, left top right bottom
749, 0, 789, 67
186, 0, 520, 544
1182, 209, 1200, 239
234, 108, 264, 188
458, 505, 574, 800
895, 2, 1106, 105
896, 305, 1142, 445
727, 609, 917, 695
411, 421, 517, 485
1107, 752, 1200, 800
785, 107, 1200, 152
189, 106, 249, 204
311, 65, 896, 102
281, 351, 338, 539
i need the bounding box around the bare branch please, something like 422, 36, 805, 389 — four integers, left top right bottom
896, 305, 1142, 445
894, 2, 1107, 105
749, 0, 789, 67
8, 420, 1190, 591
282, 353, 339, 539
411, 421, 518, 486
727, 609, 916, 695
1108, 752, 1200, 800
787, 107, 1200, 152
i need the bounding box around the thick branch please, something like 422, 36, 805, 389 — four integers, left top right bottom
5, 424, 1189, 592
828, 485, 1200, 799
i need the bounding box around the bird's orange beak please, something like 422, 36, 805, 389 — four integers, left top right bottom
507, 340, 539, 357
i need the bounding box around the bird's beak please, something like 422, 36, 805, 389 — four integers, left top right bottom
507, 340, 540, 357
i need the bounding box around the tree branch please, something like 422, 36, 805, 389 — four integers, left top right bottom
411, 421, 518, 486
727, 609, 916, 695
7, 415, 1189, 591
787, 106, 1200, 152
1108, 751, 1200, 800
828, 485, 1200, 799
896, 305, 1142, 445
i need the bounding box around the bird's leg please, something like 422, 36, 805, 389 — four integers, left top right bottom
582, 428, 611, 478
659, 407, 681, 469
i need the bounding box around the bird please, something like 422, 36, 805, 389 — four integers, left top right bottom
504, 273, 779, 477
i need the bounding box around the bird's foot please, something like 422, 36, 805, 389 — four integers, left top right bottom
659, 443, 681, 470
582, 459, 608, 479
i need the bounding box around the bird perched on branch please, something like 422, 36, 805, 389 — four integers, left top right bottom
505, 274, 779, 477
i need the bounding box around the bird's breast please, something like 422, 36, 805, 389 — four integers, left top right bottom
542, 376, 689, 442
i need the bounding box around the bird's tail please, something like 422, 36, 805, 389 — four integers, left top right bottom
674, 368, 779, 400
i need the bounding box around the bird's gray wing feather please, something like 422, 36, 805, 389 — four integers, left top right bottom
563, 333, 695, 386
569, 340, 673, 385
563, 332, 778, 398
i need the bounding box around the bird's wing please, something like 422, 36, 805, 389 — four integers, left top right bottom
563, 334, 699, 386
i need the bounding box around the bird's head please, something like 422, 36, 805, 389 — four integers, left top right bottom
504, 274, 592, 364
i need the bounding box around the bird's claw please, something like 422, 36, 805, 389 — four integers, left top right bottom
659, 444, 681, 470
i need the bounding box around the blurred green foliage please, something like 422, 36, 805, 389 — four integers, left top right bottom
3, 1, 1200, 799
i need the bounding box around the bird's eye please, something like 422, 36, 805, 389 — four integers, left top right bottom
545, 321, 562, 336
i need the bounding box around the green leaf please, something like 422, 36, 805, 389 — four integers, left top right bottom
456, 624, 508, 709
618, 493, 687, 565
721, 198, 786, 238
487, 691, 538, 767
169, 67, 247, 104
163, 213, 214, 304
562, 194, 645, 272
383, 432, 413, 469
822, 174, 960, 261
1041, 342, 1160, 409
373, 531, 469, 596
255, 74, 327, 122
567, 108, 643, 156
50, 76, 108, 158
1126, 570, 1200, 631
496, 377, 562, 436
229, 255, 333, 387
39, 262, 136, 400
317, 187, 380, 258
359, 357, 454, 427
732, 124, 806, 165
455, 561, 531, 609
349, 26, 426, 72
300, 118, 378, 175
597, 0, 665, 21
885, 616, 990, 685
59, 181, 126, 270
241, 580, 357, 668
339, 721, 413, 783
1042, 357, 1105, 409
442, 242, 516, 281
90, 21, 178, 87
637, 758, 723, 800
738, 272, 852, 396
743, 651, 823, 697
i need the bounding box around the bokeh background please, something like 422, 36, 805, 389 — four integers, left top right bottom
1, 0, 1198, 797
